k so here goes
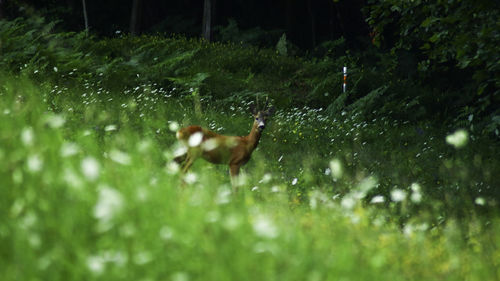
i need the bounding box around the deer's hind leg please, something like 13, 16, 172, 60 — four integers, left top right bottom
229, 164, 242, 192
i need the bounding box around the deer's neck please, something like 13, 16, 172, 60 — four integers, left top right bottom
246, 121, 262, 150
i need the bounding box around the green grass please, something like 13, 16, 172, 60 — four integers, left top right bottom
1, 73, 499, 281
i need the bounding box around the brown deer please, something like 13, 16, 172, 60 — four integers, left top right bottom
174, 100, 274, 187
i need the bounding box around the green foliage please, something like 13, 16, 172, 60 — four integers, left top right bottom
1, 16, 498, 135
1, 71, 500, 281
365, 0, 500, 133
0, 12, 499, 281
2, 3, 497, 136
276, 33, 288, 56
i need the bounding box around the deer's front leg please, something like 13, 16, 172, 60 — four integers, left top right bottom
181, 151, 197, 174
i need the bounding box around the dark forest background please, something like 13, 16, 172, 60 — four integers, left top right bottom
0, 0, 370, 50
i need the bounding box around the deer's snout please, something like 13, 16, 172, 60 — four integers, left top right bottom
257, 121, 265, 130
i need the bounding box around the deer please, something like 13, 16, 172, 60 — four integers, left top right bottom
173, 99, 275, 188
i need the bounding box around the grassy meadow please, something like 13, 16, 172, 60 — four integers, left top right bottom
1, 72, 499, 281
1, 17, 500, 281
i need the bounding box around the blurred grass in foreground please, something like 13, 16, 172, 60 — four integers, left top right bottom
1, 74, 499, 281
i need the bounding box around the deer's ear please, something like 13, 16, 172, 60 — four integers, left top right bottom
266, 106, 275, 116
249, 104, 257, 115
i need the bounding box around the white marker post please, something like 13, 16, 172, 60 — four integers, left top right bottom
343, 66, 347, 93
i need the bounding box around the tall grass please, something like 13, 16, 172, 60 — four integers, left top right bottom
1, 73, 499, 281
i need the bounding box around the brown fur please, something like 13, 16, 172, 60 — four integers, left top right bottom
174, 108, 273, 186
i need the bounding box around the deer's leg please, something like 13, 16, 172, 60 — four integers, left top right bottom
182, 154, 195, 173
229, 164, 241, 191
230, 164, 240, 177
181, 148, 203, 174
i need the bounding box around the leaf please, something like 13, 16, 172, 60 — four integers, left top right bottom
420, 43, 431, 50
429, 33, 440, 43
420, 17, 434, 28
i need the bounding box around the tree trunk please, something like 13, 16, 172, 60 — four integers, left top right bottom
130, 0, 143, 36
82, 0, 89, 35
202, 0, 216, 41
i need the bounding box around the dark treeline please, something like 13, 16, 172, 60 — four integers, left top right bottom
0, 0, 369, 50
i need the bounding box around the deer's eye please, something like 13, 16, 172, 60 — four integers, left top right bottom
255, 118, 258, 120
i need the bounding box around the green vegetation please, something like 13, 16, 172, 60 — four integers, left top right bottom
1, 17, 499, 280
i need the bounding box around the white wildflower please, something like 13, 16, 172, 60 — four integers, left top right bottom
253, 215, 279, 239
81, 157, 100, 181
259, 173, 272, 184
309, 190, 329, 210
271, 185, 281, 193
168, 121, 179, 132
411, 192, 422, 203
109, 149, 131, 165
370, 195, 385, 204
21, 127, 34, 146
45, 114, 65, 128
475, 197, 486, 206
60, 142, 79, 157
104, 124, 117, 132
341, 196, 356, 210
27, 154, 43, 173
403, 224, 414, 237
391, 189, 407, 202
172, 145, 187, 158
215, 188, 232, 205
446, 129, 468, 148
291, 178, 298, 185
410, 183, 421, 192
410, 183, 422, 203
166, 161, 180, 174
93, 186, 124, 224
184, 172, 197, 184
329, 159, 343, 179
358, 176, 377, 194
87, 255, 105, 274
103, 250, 127, 266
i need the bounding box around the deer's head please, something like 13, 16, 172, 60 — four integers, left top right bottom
250, 98, 275, 132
